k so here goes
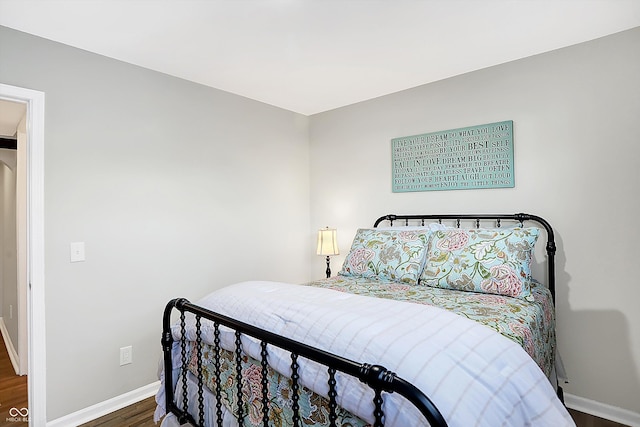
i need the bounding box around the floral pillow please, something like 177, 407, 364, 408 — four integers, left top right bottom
339, 228, 432, 284
420, 227, 540, 300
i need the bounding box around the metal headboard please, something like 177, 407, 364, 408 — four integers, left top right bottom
373, 213, 556, 303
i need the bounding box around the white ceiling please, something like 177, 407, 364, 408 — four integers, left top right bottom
1, 0, 639, 115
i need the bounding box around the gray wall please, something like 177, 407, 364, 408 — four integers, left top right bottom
309, 27, 640, 414
0, 26, 311, 420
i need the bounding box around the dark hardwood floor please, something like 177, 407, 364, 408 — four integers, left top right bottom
0, 340, 28, 427
0, 340, 630, 426
83, 398, 630, 427
568, 408, 631, 427
78, 397, 158, 427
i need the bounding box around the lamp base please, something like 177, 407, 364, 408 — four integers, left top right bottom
325, 256, 331, 278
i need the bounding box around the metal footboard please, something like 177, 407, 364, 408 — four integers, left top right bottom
162, 298, 448, 427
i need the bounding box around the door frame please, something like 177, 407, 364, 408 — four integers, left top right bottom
0, 83, 46, 427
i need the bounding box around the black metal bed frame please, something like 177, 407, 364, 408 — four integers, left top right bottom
161, 213, 557, 427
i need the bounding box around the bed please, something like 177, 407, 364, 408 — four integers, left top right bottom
154, 213, 574, 427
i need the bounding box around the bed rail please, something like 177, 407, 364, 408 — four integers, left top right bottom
162, 297, 448, 427
373, 213, 556, 304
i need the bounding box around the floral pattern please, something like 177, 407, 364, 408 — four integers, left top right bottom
339, 229, 431, 284
187, 343, 369, 427
305, 276, 555, 378
420, 227, 540, 300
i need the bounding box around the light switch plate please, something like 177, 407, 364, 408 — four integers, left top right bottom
70, 242, 85, 262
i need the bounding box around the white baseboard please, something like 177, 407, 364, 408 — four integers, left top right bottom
565, 392, 640, 427
0, 317, 20, 375
46, 381, 160, 427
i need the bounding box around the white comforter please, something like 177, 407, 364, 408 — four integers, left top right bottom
156, 281, 574, 427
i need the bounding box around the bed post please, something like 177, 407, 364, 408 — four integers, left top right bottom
515, 213, 557, 304
161, 298, 189, 420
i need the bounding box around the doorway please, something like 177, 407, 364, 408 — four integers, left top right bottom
0, 98, 27, 377
0, 83, 45, 427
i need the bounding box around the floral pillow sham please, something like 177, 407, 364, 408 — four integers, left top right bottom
339, 228, 433, 284
419, 227, 540, 300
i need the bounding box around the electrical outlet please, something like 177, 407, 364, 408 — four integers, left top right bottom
119, 346, 132, 366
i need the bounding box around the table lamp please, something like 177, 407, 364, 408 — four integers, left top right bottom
317, 227, 339, 278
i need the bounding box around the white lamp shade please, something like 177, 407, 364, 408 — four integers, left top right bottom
317, 228, 339, 256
